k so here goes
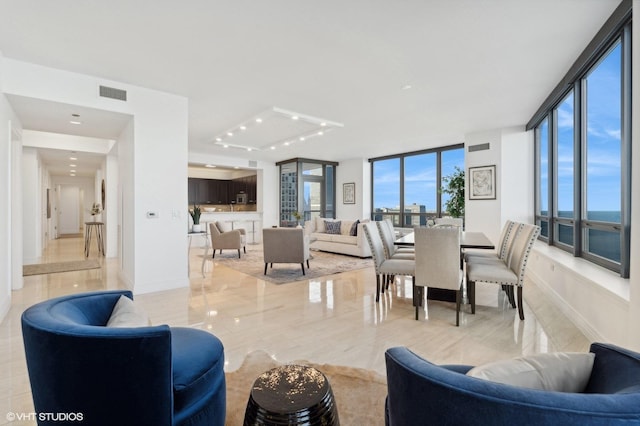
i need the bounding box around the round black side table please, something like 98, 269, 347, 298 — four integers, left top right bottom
244, 364, 340, 425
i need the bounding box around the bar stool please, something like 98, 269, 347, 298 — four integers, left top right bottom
84, 222, 105, 257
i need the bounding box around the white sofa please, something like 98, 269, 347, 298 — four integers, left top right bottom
304, 217, 372, 258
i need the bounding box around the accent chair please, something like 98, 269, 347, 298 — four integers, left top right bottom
21, 290, 226, 426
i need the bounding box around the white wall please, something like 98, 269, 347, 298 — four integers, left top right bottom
336, 158, 370, 220
22, 147, 40, 264
3, 58, 190, 295
104, 153, 119, 258
0, 86, 21, 316
464, 129, 503, 244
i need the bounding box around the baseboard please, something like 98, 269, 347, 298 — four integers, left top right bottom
527, 268, 604, 343
0, 294, 11, 323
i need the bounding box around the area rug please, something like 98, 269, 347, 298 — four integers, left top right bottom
225, 350, 387, 425
23, 259, 101, 276
211, 246, 372, 284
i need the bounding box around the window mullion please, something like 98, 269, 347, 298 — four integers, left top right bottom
573, 81, 582, 257
547, 112, 555, 245
619, 23, 631, 278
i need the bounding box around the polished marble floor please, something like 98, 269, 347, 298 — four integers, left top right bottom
0, 236, 590, 424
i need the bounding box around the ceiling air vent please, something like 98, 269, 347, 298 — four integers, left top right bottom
468, 143, 490, 152
248, 160, 258, 168
99, 85, 127, 101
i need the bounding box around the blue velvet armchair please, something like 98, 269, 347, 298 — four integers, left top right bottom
385, 344, 640, 425
21, 290, 226, 426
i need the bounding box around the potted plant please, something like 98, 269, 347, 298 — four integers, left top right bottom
189, 205, 202, 232
441, 166, 465, 219
292, 211, 303, 227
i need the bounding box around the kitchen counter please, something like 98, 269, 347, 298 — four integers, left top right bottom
193, 211, 263, 245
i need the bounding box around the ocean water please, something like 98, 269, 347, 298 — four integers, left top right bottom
540, 211, 621, 263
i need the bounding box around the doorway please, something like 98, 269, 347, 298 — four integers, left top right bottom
58, 185, 83, 235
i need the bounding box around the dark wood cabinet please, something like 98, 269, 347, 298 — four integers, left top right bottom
188, 176, 256, 205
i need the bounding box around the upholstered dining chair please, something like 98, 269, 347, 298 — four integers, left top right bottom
434, 217, 463, 228
414, 227, 463, 325
376, 220, 414, 260
466, 223, 540, 320
262, 227, 310, 275
362, 222, 415, 302
210, 221, 246, 258
464, 220, 516, 264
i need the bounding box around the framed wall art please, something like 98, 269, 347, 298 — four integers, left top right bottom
343, 182, 355, 204
469, 165, 496, 200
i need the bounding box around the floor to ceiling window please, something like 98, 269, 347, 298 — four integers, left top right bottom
530, 4, 631, 277
277, 158, 337, 226
370, 144, 464, 227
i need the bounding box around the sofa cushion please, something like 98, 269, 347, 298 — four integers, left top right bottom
106, 295, 150, 327
329, 234, 358, 244
171, 327, 225, 413
466, 352, 595, 392
325, 220, 342, 234
349, 220, 360, 236
339, 220, 354, 235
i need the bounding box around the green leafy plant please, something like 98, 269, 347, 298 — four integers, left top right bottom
189, 205, 201, 224
292, 211, 303, 221
441, 166, 465, 218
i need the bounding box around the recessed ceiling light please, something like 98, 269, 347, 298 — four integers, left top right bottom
320, 122, 327, 126
70, 157, 77, 160
318, 131, 324, 136
401, 84, 413, 90
270, 146, 276, 150
256, 118, 263, 123
291, 116, 299, 120
299, 137, 305, 141
223, 144, 229, 148
205, 164, 216, 168
227, 132, 233, 137
284, 141, 290, 146
240, 125, 247, 131
247, 148, 252, 152
70, 164, 76, 167
215, 137, 222, 142
69, 120, 82, 125
234, 166, 240, 169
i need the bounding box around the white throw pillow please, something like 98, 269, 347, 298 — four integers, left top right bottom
106, 295, 151, 328
466, 352, 595, 393
216, 221, 232, 233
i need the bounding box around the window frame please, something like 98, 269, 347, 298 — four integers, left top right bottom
369, 144, 464, 227
530, 11, 631, 278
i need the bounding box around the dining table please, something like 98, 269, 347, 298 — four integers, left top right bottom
394, 230, 495, 250
394, 230, 495, 303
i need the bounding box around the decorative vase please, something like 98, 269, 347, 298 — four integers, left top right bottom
192, 224, 202, 233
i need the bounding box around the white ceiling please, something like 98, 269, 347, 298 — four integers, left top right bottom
0, 0, 622, 176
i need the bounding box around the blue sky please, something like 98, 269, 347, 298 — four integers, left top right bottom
550, 41, 621, 214
373, 148, 464, 212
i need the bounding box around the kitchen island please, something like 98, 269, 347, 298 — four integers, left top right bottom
192, 211, 263, 245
